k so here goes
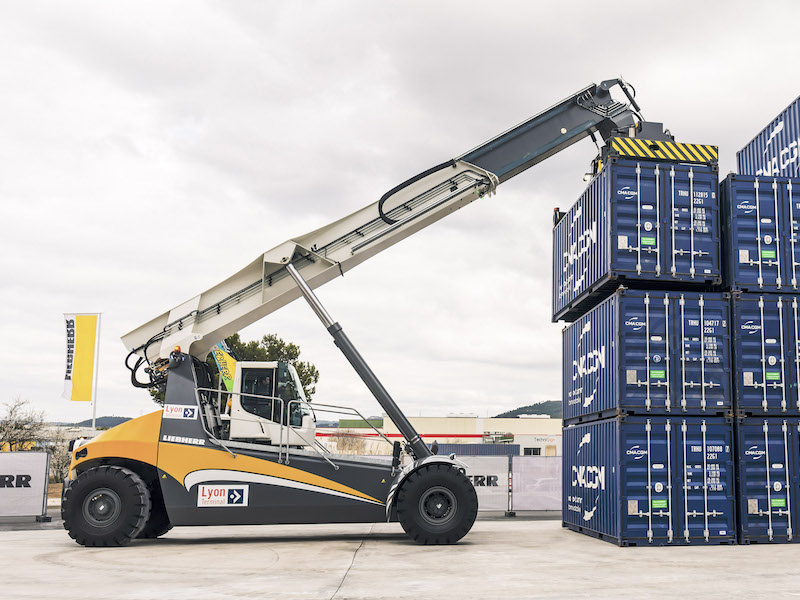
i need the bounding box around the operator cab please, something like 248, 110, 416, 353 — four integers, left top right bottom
225, 361, 315, 446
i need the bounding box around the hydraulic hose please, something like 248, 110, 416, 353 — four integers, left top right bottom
377, 159, 457, 225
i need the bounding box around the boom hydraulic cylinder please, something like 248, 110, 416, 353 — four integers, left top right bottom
285, 263, 431, 459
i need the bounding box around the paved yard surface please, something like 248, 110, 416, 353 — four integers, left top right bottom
2, 515, 800, 599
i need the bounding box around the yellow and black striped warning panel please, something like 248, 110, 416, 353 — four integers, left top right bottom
609, 138, 718, 164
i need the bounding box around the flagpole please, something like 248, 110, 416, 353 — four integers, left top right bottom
91, 313, 101, 434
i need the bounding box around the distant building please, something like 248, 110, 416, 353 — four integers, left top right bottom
317, 415, 561, 456
0, 425, 96, 452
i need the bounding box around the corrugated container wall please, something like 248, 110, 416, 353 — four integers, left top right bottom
562, 416, 736, 546
737, 95, 800, 178
721, 174, 800, 293
563, 289, 731, 424
731, 293, 800, 414
735, 417, 800, 544
553, 158, 721, 322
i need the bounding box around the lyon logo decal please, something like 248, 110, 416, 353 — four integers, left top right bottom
197, 484, 250, 507
163, 404, 198, 420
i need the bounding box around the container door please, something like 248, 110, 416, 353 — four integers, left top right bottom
674, 294, 731, 413
786, 180, 800, 291
621, 293, 670, 412
737, 419, 794, 543
611, 162, 661, 277
734, 296, 790, 413
620, 419, 674, 543
677, 419, 735, 544
664, 164, 719, 282
793, 422, 800, 540
790, 297, 800, 412
727, 178, 785, 291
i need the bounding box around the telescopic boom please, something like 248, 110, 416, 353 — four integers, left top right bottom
122, 79, 645, 363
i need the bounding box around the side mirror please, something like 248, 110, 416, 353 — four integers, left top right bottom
301, 414, 314, 430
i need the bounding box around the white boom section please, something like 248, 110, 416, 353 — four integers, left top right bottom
122, 79, 642, 362
122, 160, 498, 360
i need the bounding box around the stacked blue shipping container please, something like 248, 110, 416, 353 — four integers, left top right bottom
554, 146, 737, 546
564, 417, 736, 546
730, 94, 800, 544
737, 95, 800, 179
556, 95, 800, 546
552, 158, 721, 322
563, 289, 732, 423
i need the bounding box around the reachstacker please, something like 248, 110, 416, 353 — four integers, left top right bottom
62, 79, 670, 546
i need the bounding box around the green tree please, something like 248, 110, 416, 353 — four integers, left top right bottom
223, 333, 320, 400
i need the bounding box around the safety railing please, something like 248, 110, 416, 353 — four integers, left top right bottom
284, 399, 394, 468
194, 387, 394, 469
195, 387, 287, 461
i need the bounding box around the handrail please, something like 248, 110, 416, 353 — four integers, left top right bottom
196, 387, 287, 463
195, 386, 395, 469
282, 409, 339, 470
285, 399, 394, 469
299, 400, 393, 446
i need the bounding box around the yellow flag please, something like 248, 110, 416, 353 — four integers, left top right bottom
210, 342, 237, 392
63, 314, 100, 402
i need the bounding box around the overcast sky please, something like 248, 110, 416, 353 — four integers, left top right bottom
2, 1, 800, 423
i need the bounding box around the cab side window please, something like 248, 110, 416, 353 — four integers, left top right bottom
240, 368, 276, 421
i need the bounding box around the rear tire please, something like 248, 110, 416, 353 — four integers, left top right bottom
62, 465, 151, 547
396, 464, 478, 545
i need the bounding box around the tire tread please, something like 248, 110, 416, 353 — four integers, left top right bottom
62, 465, 151, 547
396, 463, 478, 545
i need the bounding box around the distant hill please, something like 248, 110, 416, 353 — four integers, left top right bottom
72, 416, 131, 428
494, 401, 562, 419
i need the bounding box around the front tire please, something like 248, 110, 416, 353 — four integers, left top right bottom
396, 464, 478, 545
62, 465, 151, 547
137, 483, 172, 539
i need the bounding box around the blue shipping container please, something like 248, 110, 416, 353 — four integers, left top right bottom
552, 157, 721, 322
735, 417, 799, 544
562, 416, 736, 546
721, 174, 800, 292
563, 289, 731, 423
731, 293, 800, 414
737, 95, 800, 178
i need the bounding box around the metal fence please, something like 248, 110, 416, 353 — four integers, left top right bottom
456, 455, 561, 512
0, 452, 50, 519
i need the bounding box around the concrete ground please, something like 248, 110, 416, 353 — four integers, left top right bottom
3, 512, 800, 599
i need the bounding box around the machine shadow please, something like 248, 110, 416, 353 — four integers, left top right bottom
136, 531, 411, 546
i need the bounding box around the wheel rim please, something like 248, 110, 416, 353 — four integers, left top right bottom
82, 488, 122, 527
418, 486, 457, 526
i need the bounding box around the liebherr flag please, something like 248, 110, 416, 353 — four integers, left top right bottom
63, 313, 100, 402
210, 341, 237, 392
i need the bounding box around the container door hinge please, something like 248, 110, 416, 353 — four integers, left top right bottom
688, 169, 695, 278
670, 166, 677, 277
636, 163, 642, 276
789, 180, 798, 288
755, 179, 765, 288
